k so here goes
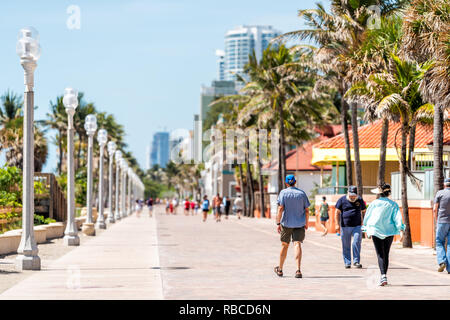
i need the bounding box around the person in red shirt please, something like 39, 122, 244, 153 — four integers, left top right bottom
184, 198, 190, 216
190, 200, 196, 216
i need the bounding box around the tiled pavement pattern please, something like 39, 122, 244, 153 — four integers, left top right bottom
0, 211, 163, 300
1, 205, 449, 299
157, 208, 450, 300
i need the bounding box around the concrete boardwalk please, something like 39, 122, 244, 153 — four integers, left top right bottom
1, 205, 450, 299
0, 211, 163, 300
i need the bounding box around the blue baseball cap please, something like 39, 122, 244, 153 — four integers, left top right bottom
285, 174, 296, 185
445, 178, 450, 185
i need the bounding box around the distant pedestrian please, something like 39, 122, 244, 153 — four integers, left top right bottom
433, 178, 450, 274
274, 175, 310, 279
165, 198, 169, 214
335, 186, 366, 269
184, 198, 190, 216
202, 195, 210, 222
190, 200, 196, 216
363, 183, 405, 286
213, 193, 222, 222
147, 197, 153, 217
319, 196, 329, 236
234, 195, 243, 220
223, 196, 231, 219
135, 200, 142, 218
169, 199, 174, 214
194, 200, 200, 215
172, 198, 177, 215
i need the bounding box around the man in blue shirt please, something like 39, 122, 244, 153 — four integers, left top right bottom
433, 178, 450, 274
335, 186, 366, 269
274, 175, 310, 279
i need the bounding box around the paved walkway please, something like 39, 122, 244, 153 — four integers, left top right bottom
1, 205, 449, 299
0, 211, 163, 300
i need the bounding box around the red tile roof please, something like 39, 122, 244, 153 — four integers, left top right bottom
313, 120, 448, 149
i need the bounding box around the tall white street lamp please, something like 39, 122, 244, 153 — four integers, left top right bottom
107, 141, 116, 223
62, 87, 81, 246
96, 129, 108, 229
16, 27, 41, 270
82, 114, 97, 236
121, 159, 128, 218
114, 150, 122, 221
127, 167, 133, 215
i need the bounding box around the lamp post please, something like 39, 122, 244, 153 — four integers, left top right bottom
121, 159, 128, 218
15, 27, 41, 270
96, 129, 108, 229
107, 141, 116, 223
82, 114, 97, 236
127, 167, 133, 216
114, 150, 122, 221
61, 87, 81, 246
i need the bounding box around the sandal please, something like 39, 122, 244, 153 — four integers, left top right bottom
295, 270, 302, 278
274, 266, 283, 277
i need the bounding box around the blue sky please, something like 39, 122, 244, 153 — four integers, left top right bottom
0, 0, 324, 172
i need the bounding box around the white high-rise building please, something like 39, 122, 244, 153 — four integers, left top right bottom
223, 25, 281, 84
215, 49, 225, 81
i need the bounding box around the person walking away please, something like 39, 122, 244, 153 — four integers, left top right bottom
363, 183, 405, 286
147, 197, 153, 217
433, 178, 450, 274
213, 193, 222, 222
172, 198, 177, 215
335, 186, 366, 269
202, 195, 210, 222
274, 175, 310, 279
165, 198, 170, 215
184, 198, 190, 216
135, 200, 141, 218
234, 194, 243, 220
194, 200, 199, 215
319, 196, 330, 236
169, 199, 174, 214
224, 196, 231, 219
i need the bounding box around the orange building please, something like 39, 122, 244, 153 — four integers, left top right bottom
311, 120, 450, 247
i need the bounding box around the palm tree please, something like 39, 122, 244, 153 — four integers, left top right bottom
45, 95, 67, 174
347, 53, 433, 247
402, 0, 450, 197
278, 0, 407, 195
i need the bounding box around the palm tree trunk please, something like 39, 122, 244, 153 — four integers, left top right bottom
278, 102, 287, 188
433, 105, 444, 249
341, 95, 353, 187
238, 163, 247, 216
58, 137, 63, 175
408, 123, 417, 169
245, 135, 255, 218
351, 102, 363, 197
257, 128, 265, 218
277, 142, 283, 192
401, 121, 413, 248
378, 118, 389, 186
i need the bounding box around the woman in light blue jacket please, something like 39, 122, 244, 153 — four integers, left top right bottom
362, 183, 405, 286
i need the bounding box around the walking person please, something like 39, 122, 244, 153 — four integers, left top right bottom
433, 178, 450, 274
274, 175, 310, 279
319, 196, 329, 236
165, 198, 170, 215
190, 199, 196, 216
234, 194, 243, 220
335, 186, 366, 269
184, 197, 190, 216
223, 196, 231, 219
363, 183, 405, 286
202, 195, 210, 222
147, 197, 153, 217
213, 193, 222, 222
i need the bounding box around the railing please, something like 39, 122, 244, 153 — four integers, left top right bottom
34, 173, 67, 222
317, 186, 377, 195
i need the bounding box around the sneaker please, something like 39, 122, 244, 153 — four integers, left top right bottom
438, 263, 446, 272
345, 265, 351, 269
379, 276, 388, 286
354, 262, 362, 269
